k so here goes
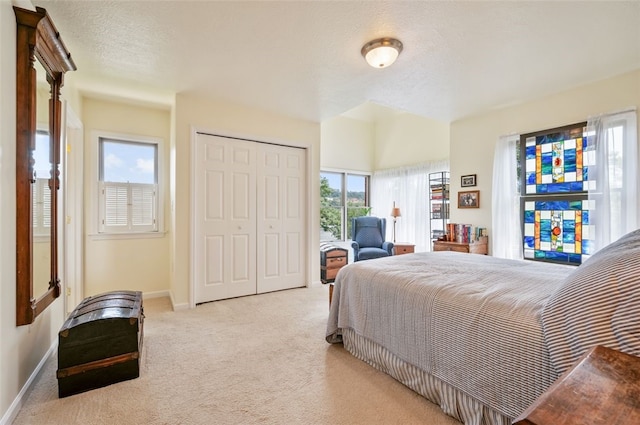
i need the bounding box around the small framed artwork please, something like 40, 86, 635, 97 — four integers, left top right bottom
458, 190, 480, 208
461, 174, 477, 187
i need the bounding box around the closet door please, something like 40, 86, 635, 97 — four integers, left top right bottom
194, 134, 256, 303
256, 143, 306, 293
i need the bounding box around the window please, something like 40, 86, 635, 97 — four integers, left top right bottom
32, 131, 51, 238
520, 122, 592, 265
320, 171, 370, 241
98, 136, 160, 234
519, 118, 635, 265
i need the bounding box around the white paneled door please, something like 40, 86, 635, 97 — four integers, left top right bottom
256, 143, 306, 293
194, 134, 256, 303
194, 133, 306, 304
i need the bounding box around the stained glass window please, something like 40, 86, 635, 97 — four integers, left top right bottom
524, 126, 594, 194
520, 122, 592, 265
522, 197, 593, 264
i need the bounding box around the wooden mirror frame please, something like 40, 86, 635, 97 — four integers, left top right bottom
15, 6, 76, 325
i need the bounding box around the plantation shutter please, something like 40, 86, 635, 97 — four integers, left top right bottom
100, 181, 157, 232
32, 178, 52, 237
131, 183, 156, 228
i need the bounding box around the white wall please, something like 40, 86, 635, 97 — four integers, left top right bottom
449, 69, 640, 244
0, 2, 66, 422
172, 93, 321, 307
81, 97, 172, 297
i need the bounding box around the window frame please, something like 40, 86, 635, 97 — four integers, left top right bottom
90, 131, 164, 239
320, 170, 371, 242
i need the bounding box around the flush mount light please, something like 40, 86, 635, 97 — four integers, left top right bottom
361, 37, 403, 68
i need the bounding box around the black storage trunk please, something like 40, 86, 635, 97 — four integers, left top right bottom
57, 290, 144, 398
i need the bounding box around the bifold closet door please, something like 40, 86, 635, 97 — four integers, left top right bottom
194, 134, 256, 303
194, 133, 307, 304
256, 143, 306, 293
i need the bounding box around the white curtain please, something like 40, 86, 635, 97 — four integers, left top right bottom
586, 109, 638, 252
371, 160, 449, 252
491, 134, 523, 259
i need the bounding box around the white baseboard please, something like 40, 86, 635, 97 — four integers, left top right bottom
144, 290, 188, 310
0, 338, 58, 425
169, 291, 189, 311
142, 290, 170, 299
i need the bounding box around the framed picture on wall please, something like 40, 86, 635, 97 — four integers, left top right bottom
461, 174, 477, 187
458, 190, 480, 208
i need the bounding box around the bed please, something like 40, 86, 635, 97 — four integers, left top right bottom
326, 229, 640, 425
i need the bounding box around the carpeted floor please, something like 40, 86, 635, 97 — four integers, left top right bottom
12, 285, 461, 425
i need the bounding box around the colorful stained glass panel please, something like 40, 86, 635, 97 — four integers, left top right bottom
524, 128, 590, 194
523, 198, 592, 265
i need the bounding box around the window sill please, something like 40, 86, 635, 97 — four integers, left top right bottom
88, 231, 167, 241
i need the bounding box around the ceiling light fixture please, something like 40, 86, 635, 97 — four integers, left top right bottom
361, 37, 403, 69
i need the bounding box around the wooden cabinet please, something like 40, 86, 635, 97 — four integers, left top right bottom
513, 345, 640, 425
320, 243, 348, 284
394, 243, 415, 255
433, 238, 488, 255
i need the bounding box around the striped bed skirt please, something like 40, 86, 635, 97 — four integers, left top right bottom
342, 328, 512, 425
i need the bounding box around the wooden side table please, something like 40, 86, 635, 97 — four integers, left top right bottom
513, 345, 640, 425
393, 243, 415, 255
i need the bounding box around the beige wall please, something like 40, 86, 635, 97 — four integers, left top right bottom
0, 1, 67, 421
321, 112, 450, 173
320, 116, 374, 172
81, 98, 171, 296
450, 69, 640, 242
374, 112, 449, 170
171, 93, 321, 307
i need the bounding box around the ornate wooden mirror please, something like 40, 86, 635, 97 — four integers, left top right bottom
14, 6, 76, 325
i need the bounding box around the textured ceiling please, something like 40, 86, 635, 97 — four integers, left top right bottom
34, 1, 640, 123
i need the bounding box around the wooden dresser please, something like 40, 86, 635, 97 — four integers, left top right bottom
393, 243, 415, 255
433, 238, 488, 255
513, 345, 640, 425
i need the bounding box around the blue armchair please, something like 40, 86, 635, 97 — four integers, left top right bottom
351, 216, 394, 262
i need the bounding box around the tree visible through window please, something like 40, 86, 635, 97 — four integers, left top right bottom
320, 172, 370, 241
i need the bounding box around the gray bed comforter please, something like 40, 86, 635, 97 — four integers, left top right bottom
326, 251, 573, 419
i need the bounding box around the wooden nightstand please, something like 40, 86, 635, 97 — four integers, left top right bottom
393, 243, 415, 255
433, 236, 488, 255
513, 345, 640, 425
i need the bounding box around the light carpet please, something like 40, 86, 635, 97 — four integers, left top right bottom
12, 285, 461, 425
